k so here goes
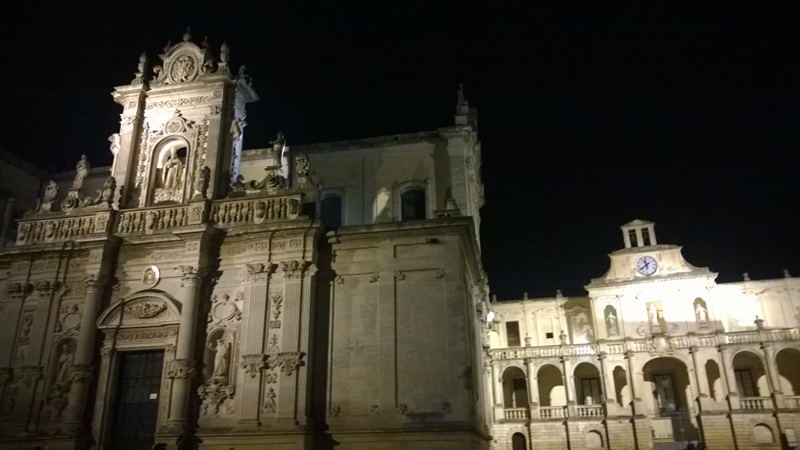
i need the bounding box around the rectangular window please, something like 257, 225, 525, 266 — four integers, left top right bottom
735, 369, 757, 397
642, 228, 651, 246
506, 321, 521, 347
545, 331, 554, 339
628, 229, 638, 247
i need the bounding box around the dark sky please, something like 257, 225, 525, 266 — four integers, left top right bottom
1, 3, 798, 299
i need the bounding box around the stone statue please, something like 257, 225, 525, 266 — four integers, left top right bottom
213, 338, 229, 379
43, 181, 58, 204
264, 387, 276, 413
230, 117, 247, 142
162, 148, 183, 189
108, 134, 120, 156
695, 303, 708, 322
220, 41, 229, 63
72, 154, 90, 190
270, 132, 286, 156
193, 166, 210, 199
56, 342, 75, 385
649, 303, 659, 325
606, 311, 618, 335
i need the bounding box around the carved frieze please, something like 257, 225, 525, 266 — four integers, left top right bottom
208, 293, 241, 328
124, 301, 167, 319
239, 263, 275, 283
144, 91, 222, 109
240, 354, 266, 378
198, 380, 234, 417
274, 351, 305, 377
279, 260, 311, 279
116, 328, 177, 341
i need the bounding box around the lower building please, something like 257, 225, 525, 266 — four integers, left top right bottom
487, 220, 800, 449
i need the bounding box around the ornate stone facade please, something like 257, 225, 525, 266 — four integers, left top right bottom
0, 34, 489, 450
486, 221, 800, 450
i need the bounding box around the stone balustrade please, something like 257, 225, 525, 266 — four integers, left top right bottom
740, 396, 771, 410
490, 327, 800, 361
786, 396, 800, 409
16, 210, 114, 245
117, 204, 203, 234
502, 407, 529, 421
576, 405, 604, 417
539, 406, 567, 418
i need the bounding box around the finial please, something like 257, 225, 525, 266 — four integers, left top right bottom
183, 28, 191, 42
556, 289, 563, 298
491, 294, 497, 303
220, 41, 229, 63
743, 272, 750, 282
754, 315, 765, 329
457, 83, 464, 106
163, 40, 172, 53
784, 269, 791, 278
139, 52, 147, 64
201, 36, 209, 48
522, 291, 528, 299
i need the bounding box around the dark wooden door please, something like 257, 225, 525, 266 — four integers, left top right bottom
110, 351, 163, 450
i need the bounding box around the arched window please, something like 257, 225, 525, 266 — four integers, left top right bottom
400, 187, 425, 221
320, 192, 343, 228
511, 432, 527, 450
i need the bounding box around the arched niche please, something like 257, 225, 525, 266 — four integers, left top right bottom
150, 136, 192, 205
501, 366, 528, 408
203, 329, 237, 386
776, 347, 800, 396
574, 362, 601, 405
537, 363, 565, 407
731, 350, 768, 397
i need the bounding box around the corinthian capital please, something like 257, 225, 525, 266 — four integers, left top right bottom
176, 265, 201, 285
167, 359, 196, 379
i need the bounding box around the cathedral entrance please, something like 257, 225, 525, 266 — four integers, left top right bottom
110, 351, 164, 450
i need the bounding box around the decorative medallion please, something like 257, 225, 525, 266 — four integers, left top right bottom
143, 266, 160, 287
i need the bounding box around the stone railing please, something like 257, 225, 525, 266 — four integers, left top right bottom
209, 194, 302, 228
576, 405, 604, 417
503, 407, 529, 421
490, 328, 800, 361
740, 396, 771, 410
785, 396, 800, 409
117, 203, 205, 234
16, 210, 114, 245
539, 406, 567, 419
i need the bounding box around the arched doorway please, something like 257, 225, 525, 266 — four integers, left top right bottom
502, 366, 529, 408
512, 432, 527, 450
537, 364, 566, 418
732, 350, 769, 408
776, 348, 800, 408
642, 357, 698, 444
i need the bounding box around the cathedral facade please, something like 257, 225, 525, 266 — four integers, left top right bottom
487, 220, 800, 449
0, 34, 491, 450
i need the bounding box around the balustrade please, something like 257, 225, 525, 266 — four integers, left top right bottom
503, 407, 529, 421
786, 396, 800, 409
576, 405, 604, 417
117, 205, 195, 234
210, 194, 301, 227
17, 210, 113, 245
740, 396, 771, 410
539, 406, 567, 418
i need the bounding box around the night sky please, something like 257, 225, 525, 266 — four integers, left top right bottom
1, 3, 798, 299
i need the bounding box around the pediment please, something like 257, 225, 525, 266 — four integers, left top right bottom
97, 290, 181, 328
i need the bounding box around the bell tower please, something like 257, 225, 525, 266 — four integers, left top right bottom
110, 31, 258, 208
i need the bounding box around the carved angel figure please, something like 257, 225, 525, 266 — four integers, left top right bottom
72, 155, 90, 190
162, 148, 183, 189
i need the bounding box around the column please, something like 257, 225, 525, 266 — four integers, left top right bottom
236, 263, 272, 427
525, 358, 539, 418
491, 362, 503, 420
689, 346, 713, 411
624, 351, 643, 415
761, 342, 785, 408
719, 346, 740, 409
63, 274, 106, 426
167, 265, 201, 428
561, 355, 576, 416
598, 352, 616, 414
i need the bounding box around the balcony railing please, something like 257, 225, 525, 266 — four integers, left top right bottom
576, 405, 604, 417
539, 406, 567, 418
786, 396, 800, 409
740, 396, 771, 410
503, 407, 529, 421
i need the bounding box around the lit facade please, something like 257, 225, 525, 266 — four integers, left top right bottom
0, 35, 491, 450
487, 220, 800, 449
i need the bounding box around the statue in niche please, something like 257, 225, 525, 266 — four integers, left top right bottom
648, 303, 659, 325
695, 303, 708, 322
162, 148, 183, 190
72, 155, 90, 190
212, 338, 230, 380
56, 341, 75, 385
605, 309, 618, 336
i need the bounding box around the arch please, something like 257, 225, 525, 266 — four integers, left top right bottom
586, 429, 605, 448
97, 290, 182, 329
642, 357, 691, 415
502, 366, 528, 408
612, 365, 630, 407
705, 359, 723, 401
537, 363, 565, 406
732, 350, 768, 396
150, 136, 192, 205
319, 189, 344, 228
776, 347, 800, 395
511, 432, 527, 450
574, 362, 602, 405
396, 180, 428, 221
752, 423, 774, 444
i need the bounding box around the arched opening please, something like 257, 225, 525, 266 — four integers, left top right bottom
642, 357, 698, 443
502, 366, 528, 408
693, 297, 709, 323
574, 362, 602, 406
320, 193, 342, 228
776, 348, 800, 399
151, 138, 190, 205
586, 430, 605, 448
732, 351, 768, 398
537, 364, 565, 417
753, 423, 774, 444
613, 365, 630, 407
512, 432, 527, 450
400, 187, 426, 221
705, 359, 722, 401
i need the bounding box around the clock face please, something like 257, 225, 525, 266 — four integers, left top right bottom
636, 256, 657, 275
